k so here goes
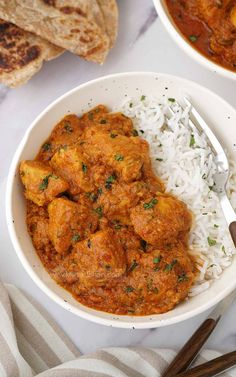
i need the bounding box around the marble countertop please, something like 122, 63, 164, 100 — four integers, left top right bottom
1, 0, 236, 355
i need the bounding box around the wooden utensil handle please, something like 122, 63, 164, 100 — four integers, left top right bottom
175, 351, 236, 377
229, 221, 236, 247
162, 318, 219, 377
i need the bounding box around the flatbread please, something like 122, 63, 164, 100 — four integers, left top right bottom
0, 0, 111, 64
0, 19, 63, 88
97, 0, 118, 48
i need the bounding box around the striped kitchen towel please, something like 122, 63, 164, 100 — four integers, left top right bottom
0, 282, 234, 377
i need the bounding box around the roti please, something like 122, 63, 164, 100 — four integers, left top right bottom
0, 0, 111, 64
0, 19, 63, 88
97, 0, 118, 48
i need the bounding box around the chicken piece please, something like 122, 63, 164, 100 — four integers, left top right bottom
200, 0, 235, 37
117, 241, 195, 314
52, 229, 127, 288
114, 226, 144, 252
197, 0, 236, 50
26, 200, 64, 269
48, 198, 98, 254
80, 104, 109, 125
84, 131, 151, 182
80, 105, 134, 137
27, 201, 50, 252
97, 181, 154, 224
50, 146, 94, 194
130, 194, 192, 247
37, 115, 83, 161
20, 161, 68, 206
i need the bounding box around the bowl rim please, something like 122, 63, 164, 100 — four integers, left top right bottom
152, 0, 236, 81
6, 71, 236, 329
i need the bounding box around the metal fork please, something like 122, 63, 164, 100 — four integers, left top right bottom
168, 97, 236, 247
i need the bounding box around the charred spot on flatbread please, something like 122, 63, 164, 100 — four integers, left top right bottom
0, 21, 41, 73
0, 19, 63, 87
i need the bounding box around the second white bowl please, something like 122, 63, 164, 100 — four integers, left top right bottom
153, 0, 236, 81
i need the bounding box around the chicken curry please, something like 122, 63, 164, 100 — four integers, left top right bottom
166, 0, 236, 72
20, 105, 195, 315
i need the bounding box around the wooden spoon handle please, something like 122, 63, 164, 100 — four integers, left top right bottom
162, 318, 219, 377
175, 351, 236, 377
229, 221, 236, 247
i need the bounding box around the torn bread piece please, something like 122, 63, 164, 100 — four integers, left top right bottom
0, 0, 111, 64
0, 19, 63, 88
97, 0, 119, 48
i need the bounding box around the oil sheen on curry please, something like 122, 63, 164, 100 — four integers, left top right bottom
166, 0, 236, 72
20, 105, 196, 315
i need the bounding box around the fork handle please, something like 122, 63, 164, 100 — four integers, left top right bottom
229, 222, 236, 247
162, 318, 219, 377
175, 351, 236, 377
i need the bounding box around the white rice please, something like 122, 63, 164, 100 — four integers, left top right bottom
116, 96, 236, 296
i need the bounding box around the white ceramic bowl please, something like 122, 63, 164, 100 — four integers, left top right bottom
6, 72, 236, 328
153, 0, 236, 81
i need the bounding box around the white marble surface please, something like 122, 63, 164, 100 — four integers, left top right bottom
1, 0, 236, 355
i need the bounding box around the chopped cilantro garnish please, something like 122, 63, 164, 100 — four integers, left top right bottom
82, 162, 87, 173
189, 35, 198, 42
112, 220, 122, 230
214, 224, 219, 228
128, 260, 139, 273
129, 102, 133, 108
156, 158, 163, 161
207, 237, 217, 246
71, 234, 81, 242
64, 121, 73, 133
39, 174, 52, 191
153, 256, 161, 264
168, 98, 175, 102
105, 175, 116, 190
153, 287, 159, 294
88, 113, 93, 121
94, 206, 103, 218
190, 134, 195, 147
42, 143, 51, 152
164, 259, 177, 272
178, 273, 189, 283
143, 198, 158, 209
222, 245, 226, 255
125, 286, 135, 293
141, 95, 146, 101
114, 154, 124, 161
